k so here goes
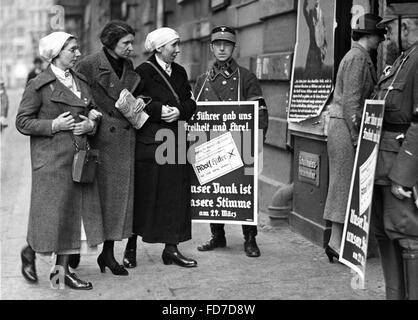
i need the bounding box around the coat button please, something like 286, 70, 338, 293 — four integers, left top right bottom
110, 127, 115, 133
230, 87, 234, 91
205, 87, 209, 91
222, 80, 227, 85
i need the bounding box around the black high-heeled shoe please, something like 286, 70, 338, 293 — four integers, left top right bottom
97, 254, 129, 276
21, 245, 38, 283
325, 245, 340, 263
162, 249, 197, 268
123, 249, 137, 268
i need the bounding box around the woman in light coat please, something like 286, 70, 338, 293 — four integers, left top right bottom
323, 14, 385, 262
16, 32, 103, 290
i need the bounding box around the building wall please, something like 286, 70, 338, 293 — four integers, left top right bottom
0, 0, 53, 87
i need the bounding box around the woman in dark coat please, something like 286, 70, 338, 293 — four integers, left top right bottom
16, 32, 104, 290
76, 20, 143, 276
123, 27, 197, 268
323, 14, 385, 262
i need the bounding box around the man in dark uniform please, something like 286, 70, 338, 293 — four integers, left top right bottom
372, 3, 418, 300
194, 26, 269, 257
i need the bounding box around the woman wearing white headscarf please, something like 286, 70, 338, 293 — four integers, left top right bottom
16, 32, 104, 290
122, 27, 197, 268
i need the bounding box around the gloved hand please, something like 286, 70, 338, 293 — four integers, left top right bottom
52, 111, 75, 132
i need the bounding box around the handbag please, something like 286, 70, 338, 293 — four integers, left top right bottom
72, 141, 99, 183
50, 83, 100, 183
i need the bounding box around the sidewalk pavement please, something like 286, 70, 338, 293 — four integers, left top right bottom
1, 89, 385, 300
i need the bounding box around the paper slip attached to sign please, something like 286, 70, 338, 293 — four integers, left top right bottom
359, 145, 378, 216
193, 132, 244, 185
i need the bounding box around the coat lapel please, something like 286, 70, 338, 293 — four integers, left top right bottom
41, 67, 88, 108
97, 50, 123, 101
73, 70, 93, 107
120, 60, 141, 93
97, 49, 141, 101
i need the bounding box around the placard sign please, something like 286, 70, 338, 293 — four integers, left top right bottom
340, 100, 385, 287
187, 101, 258, 225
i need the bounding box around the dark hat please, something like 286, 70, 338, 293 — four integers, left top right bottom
352, 13, 386, 35
211, 26, 236, 44
377, 3, 418, 28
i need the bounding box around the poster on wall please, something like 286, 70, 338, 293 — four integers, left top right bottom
187, 101, 258, 225
288, 0, 336, 122
339, 100, 385, 288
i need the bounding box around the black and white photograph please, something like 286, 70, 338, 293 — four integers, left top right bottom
1, 0, 418, 310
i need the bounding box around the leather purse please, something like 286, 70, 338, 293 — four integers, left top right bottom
72, 144, 99, 183
69, 119, 99, 184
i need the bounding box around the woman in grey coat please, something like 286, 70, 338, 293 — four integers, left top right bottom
323, 14, 385, 262
16, 32, 104, 290
76, 20, 143, 275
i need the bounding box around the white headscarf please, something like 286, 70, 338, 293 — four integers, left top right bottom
39, 31, 74, 63
144, 27, 179, 53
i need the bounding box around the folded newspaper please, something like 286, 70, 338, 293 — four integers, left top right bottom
115, 89, 150, 129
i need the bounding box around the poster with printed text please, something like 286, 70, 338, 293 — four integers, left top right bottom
187, 101, 259, 225
288, 0, 336, 122
339, 100, 385, 287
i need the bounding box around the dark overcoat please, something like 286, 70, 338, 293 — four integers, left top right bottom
76, 49, 142, 241
15, 66, 104, 253
372, 42, 418, 239
132, 54, 196, 244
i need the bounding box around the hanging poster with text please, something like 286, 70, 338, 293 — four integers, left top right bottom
339, 100, 385, 287
187, 101, 258, 225
287, 0, 336, 122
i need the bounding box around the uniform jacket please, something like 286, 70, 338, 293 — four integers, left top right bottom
376, 42, 418, 188
194, 58, 269, 137
75, 49, 142, 240
329, 43, 377, 144
15, 66, 104, 253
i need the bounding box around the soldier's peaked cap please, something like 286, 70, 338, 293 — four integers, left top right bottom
211, 26, 236, 44
377, 3, 418, 28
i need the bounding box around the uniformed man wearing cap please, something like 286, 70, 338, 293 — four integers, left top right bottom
194, 26, 269, 257
372, 3, 418, 300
